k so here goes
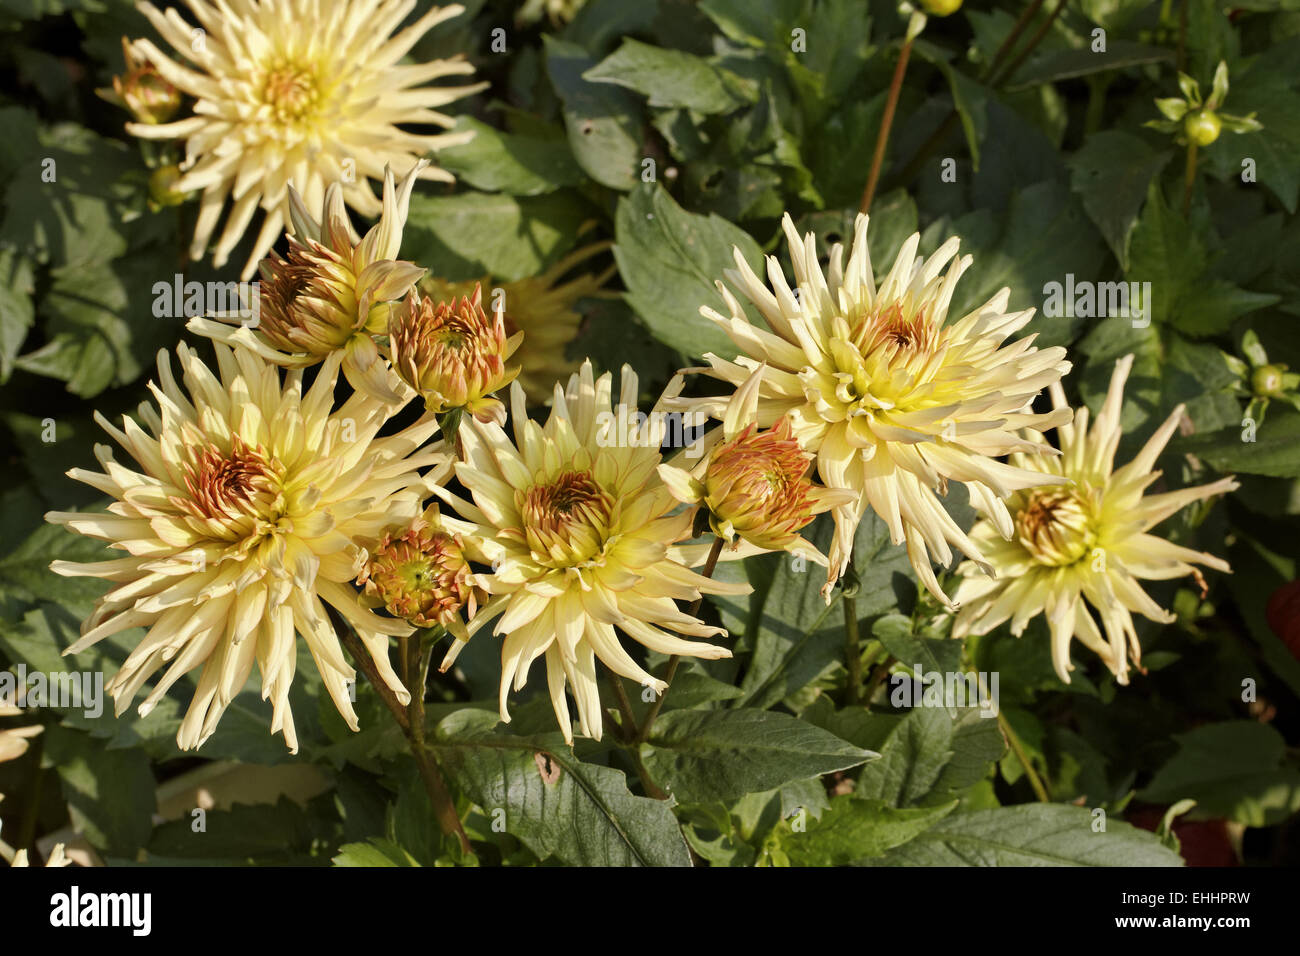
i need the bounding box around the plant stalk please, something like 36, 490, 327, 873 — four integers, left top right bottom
860, 33, 916, 215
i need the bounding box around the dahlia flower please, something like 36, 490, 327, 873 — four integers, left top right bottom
98, 36, 181, 125
189, 162, 427, 405
417, 241, 616, 403
389, 285, 522, 424
659, 366, 853, 559
952, 354, 1238, 685
45, 342, 448, 752
126, 0, 486, 276
434, 360, 749, 743
357, 503, 484, 640
673, 212, 1072, 605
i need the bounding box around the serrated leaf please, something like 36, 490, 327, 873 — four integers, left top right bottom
642, 708, 875, 805
614, 183, 765, 358
868, 805, 1184, 866
584, 38, 752, 113
770, 796, 956, 865
1138, 721, 1300, 826
433, 709, 691, 866
43, 724, 156, 856
437, 116, 584, 196
1068, 130, 1172, 269
402, 191, 588, 282
545, 37, 644, 191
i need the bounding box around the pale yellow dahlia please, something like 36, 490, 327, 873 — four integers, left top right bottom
45, 342, 449, 752
434, 360, 749, 743
417, 241, 616, 403
189, 162, 426, 404
673, 213, 1073, 605
952, 354, 1238, 685
659, 366, 854, 560
126, 0, 487, 277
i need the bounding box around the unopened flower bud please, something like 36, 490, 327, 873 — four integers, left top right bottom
389, 285, 522, 424
1184, 108, 1221, 146
106, 39, 181, 125
358, 507, 479, 635
702, 417, 843, 552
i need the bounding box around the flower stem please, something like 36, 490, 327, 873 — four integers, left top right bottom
998, 709, 1050, 803
844, 592, 863, 705
635, 535, 725, 743
860, 32, 916, 215
1183, 142, 1199, 216
339, 625, 472, 856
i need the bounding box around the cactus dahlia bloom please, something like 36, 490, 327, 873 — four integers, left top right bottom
125, 0, 486, 277
389, 286, 522, 424
418, 241, 616, 403
675, 213, 1073, 605
659, 366, 854, 560
44, 342, 448, 752
435, 360, 749, 743
952, 355, 1238, 685
357, 504, 483, 640
189, 163, 427, 404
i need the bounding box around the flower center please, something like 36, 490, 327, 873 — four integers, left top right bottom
263, 63, 319, 124
179, 437, 277, 522
1016, 488, 1097, 567
519, 471, 612, 567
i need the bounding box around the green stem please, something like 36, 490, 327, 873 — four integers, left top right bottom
844, 592, 863, 705
998, 710, 1050, 803
339, 625, 472, 856
1183, 142, 1199, 216
988, 0, 1070, 89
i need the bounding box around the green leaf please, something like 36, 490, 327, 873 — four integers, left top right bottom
436, 117, 584, 196
1138, 721, 1300, 826
872, 614, 963, 679
614, 183, 765, 358
433, 709, 691, 867
148, 797, 332, 864
332, 839, 422, 867
1175, 407, 1300, 478
43, 724, 156, 856
584, 38, 752, 113
768, 796, 956, 865
545, 37, 644, 191
642, 708, 876, 805
403, 191, 589, 282
913, 41, 989, 171
1068, 131, 1172, 269
0, 121, 136, 269
869, 805, 1185, 866
0, 253, 35, 381
1005, 40, 1172, 90
941, 180, 1108, 349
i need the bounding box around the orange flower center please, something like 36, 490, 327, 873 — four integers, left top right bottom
179, 437, 276, 522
